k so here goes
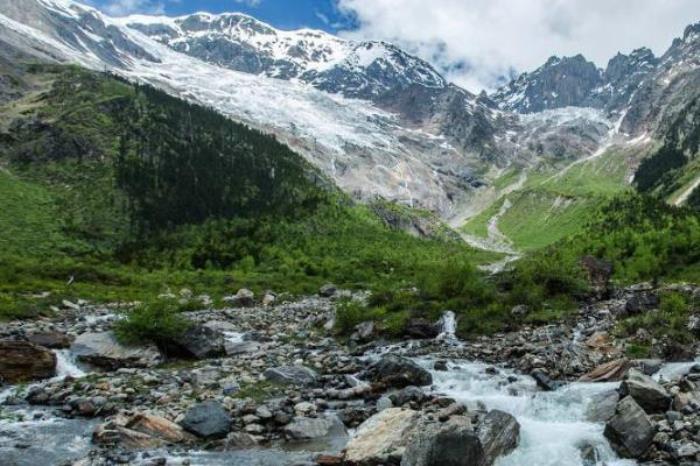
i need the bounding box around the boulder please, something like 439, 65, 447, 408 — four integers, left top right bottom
624, 292, 658, 315
93, 422, 164, 449
344, 408, 420, 464
586, 389, 620, 422
175, 324, 225, 359
620, 369, 671, 414
367, 355, 433, 388
263, 365, 318, 386
26, 332, 73, 349
633, 359, 663, 376
530, 369, 559, 391
319, 284, 338, 298
402, 416, 484, 466
283, 414, 346, 440
578, 359, 631, 383
127, 413, 192, 444
223, 288, 255, 307
0, 340, 56, 383
404, 319, 439, 339
351, 321, 375, 342
180, 401, 232, 439
477, 410, 520, 465
604, 396, 654, 459
71, 332, 163, 370
94, 413, 192, 449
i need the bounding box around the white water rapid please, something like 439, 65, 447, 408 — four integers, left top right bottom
422, 359, 637, 466
436, 310, 457, 341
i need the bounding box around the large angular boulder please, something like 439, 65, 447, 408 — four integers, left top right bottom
223, 288, 255, 307
180, 401, 232, 439
0, 340, 56, 383
477, 410, 521, 465
366, 355, 433, 388
404, 319, 439, 339
620, 368, 671, 414
604, 396, 655, 458
71, 332, 163, 370
174, 324, 225, 359
283, 414, 346, 440
344, 408, 420, 464
586, 389, 620, 423
263, 366, 318, 386
402, 416, 484, 466
94, 413, 193, 449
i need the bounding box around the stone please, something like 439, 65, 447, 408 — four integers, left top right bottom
530, 369, 559, 391
578, 359, 631, 383
633, 359, 663, 376
224, 432, 258, 448
390, 386, 425, 407
263, 366, 318, 386
283, 415, 346, 440
319, 284, 337, 298
477, 410, 521, 465
344, 408, 420, 464
586, 389, 620, 422
93, 422, 164, 449
367, 355, 433, 388
262, 292, 276, 306
404, 319, 439, 339
402, 416, 484, 466
127, 414, 192, 444
0, 340, 56, 383
604, 396, 655, 459
620, 369, 671, 414
180, 401, 232, 439
175, 324, 225, 359
434, 360, 448, 371
26, 332, 73, 349
223, 288, 255, 307
624, 292, 659, 315
352, 321, 375, 342
510, 305, 529, 317
71, 332, 163, 370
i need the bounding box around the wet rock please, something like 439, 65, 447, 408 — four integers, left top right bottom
71, 332, 163, 370
633, 359, 663, 376
586, 389, 620, 422
0, 340, 56, 383
620, 369, 671, 414
344, 408, 420, 464
180, 401, 232, 439
604, 396, 655, 459
367, 354, 433, 388
404, 319, 439, 339
434, 360, 448, 371
530, 369, 559, 391
579, 359, 630, 382
402, 416, 484, 466
390, 386, 426, 407
263, 366, 318, 386
283, 415, 346, 440
224, 432, 259, 448
477, 410, 521, 465
26, 332, 73, 349
175, 324, 225, 359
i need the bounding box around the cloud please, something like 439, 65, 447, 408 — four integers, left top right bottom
234, 0, 262, 6
100, 0, 166, 16
337, 0, 700, 92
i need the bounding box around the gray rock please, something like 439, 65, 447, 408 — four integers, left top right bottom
624, 292, 659, 315
633, 359, 663, 376
283, 415, 346, 440
620, 369, 671, 414
477, 410, 521, 465
404, 319, 439, 339
319, 284, 337, 298
401, 416, 484, 466
175, 325, 225, 359
586, 389, 620, 423
604, 396, 655, 459
367, 355, 433, 388
0, 340, 56, 383
390, 386, 426, 407
263, 366, 318, 386
223, 288, 255, 307
530, 369, 559, 391
180, 401, 231, 439
71, 332, 163, 370
352, 321, 375, 342
26, 332, 73, 349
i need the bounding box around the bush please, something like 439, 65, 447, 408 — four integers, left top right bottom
616, 292, 693, 344
114, 299, 191, 346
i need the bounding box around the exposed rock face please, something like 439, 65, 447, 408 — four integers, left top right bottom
604, 396, 655, 459
586, 389, 620, 423
0, 340, 56, 383
344, 408, 420, 464
579, 359, 631, 383
94, 413, 193, 449
366, 354, 433, 388
180, 401, 232, 439
263, 366, 318, 386
620, 369, 672, 414
71, 332, 163, 370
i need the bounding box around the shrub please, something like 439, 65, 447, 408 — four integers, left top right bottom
114, 299, 191, 346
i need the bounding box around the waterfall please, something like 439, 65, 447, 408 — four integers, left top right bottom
53, 350, 86, 380
436, 311, 457, 341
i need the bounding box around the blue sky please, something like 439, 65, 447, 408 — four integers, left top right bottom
91, 0, 356, 32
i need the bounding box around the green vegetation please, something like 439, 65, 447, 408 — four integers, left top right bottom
114, 299, 192, 346
617, 292, 695, 347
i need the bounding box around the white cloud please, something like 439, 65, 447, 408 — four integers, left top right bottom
234, 0, 262, 6
337, 0, 700, 92
101, 0, 166, 16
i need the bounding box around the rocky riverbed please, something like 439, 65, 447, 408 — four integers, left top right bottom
1, 284, 700, 465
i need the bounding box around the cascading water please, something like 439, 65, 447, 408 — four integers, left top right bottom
54, 349, 87, 380
421, 359, 637, 466
436, 310, 457, 341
